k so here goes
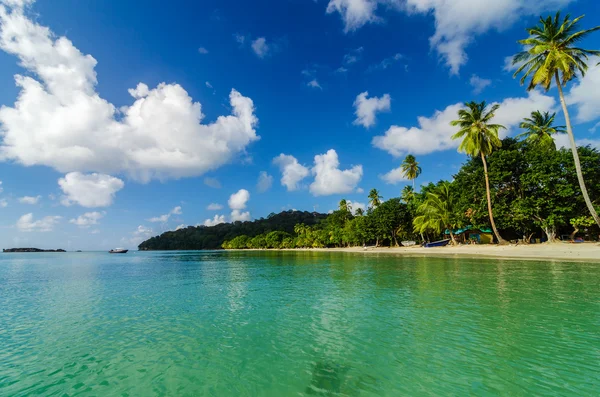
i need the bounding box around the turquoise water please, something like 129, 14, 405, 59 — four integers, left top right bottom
1, 251, 599, 396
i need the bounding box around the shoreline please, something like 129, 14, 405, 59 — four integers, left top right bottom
227, 243, 600, 263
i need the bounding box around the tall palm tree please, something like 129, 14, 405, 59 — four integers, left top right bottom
401, 154, 422, 189
451, 101, 508, 245
413, 183, 460, 245
517, 111, 566, 149
368, 189, 382, 208
512, 12, 600, 227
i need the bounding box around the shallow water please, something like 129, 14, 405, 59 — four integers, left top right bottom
1, 251, 599, 396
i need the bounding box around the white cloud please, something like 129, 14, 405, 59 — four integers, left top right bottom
309, 149, 363, 196
18, 195, 41, 204
273, 154, 310, 191
307, 79, 322, 90
16, 212, 61, 232
0, 198, 7, 207
1, 1, 35, 7
175, 224, 186, 231
122, 224, 154, 247
148, 206, 182, 223
503, 55, 520, 72
228, 189, 250, 210
326, 0, 572, 74
198, 47, 209, 54
380, 166, 410, 185
0, 180, 3, 193
257, 171, 273, 193
356, 187, 364, 194
0, 5, 259, 182
326, 1, 381, 33
204, 177, 221, 189
59, 172, 124, 207
353, 91, 391, 128
347, 200, 366, 215
205, 81, 213, 89
234, 33, 246, 45
203, 214, 226, 226
69, 211, 104, 228
373, 91, 555, 156
469, 74, 491, 94
555, 135, 600, 151
367, 53, 403, 72
566, 59, 600, 124
342, 46, 364, 65
207, 203, 223, 211
251, 37, 269, 58
230, 209, 251, 222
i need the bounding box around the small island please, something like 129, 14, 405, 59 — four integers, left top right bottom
3, 248, 66, 253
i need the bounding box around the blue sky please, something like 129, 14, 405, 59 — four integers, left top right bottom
1, 0, 600, 250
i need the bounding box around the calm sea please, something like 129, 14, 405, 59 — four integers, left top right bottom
1, 251, 599, 396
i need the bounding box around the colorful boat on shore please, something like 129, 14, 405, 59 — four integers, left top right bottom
424, 239, 451, 248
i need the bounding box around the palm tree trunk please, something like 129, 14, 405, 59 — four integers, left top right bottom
555, 72, 600, 228
481, 153, 507, 244
412, 179, 415, 190
449, 231, 457, 245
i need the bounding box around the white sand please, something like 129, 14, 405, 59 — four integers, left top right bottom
277, 243, 600, 262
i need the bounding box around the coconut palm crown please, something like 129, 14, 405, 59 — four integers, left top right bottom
517, 111, 566, 148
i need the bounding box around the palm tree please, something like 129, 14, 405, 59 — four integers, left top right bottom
401, 185, 414, 204
368, 189, 382, 208
512, 12, 600, 227
401, 154, 422, 189
517, 111, 566, 149
451, 101, 508, 245
413, 183, 460, 245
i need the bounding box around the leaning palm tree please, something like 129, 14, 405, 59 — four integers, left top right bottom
413, 183, 460, 245
401, 154, 422, 189
451, 101, 508, 245
517, 111, 566, 149
368, 189, 382, 208
512, 12, 600, 227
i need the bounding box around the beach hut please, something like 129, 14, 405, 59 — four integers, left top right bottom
444, 226, 494, 244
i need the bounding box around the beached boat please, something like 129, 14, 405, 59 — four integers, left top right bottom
109, 248, 128, 254
401, 241, 416, 246
424, 239, 451, 248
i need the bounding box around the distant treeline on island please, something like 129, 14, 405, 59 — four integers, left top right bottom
3, 248, 66, 253
138, 210, 328, 250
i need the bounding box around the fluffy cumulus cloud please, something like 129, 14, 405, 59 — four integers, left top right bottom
273, 154, 310, 191
18, 195, 40, 204
326, 0, 572, 74
207, 203, 223, 211
16, 212, 61, 232
373, 91, 555, 156
203, 214, 226, 226
69, 211, 104, 228
251, 37, 269, 58
58, 172, 124, 207
566, 59, 600, 124
380, 166, 410, 185
122, 224, 154, 247
256, 171, 273, 193
228, 189, 250, 210
353, 91, 391, 128
469, 74, 491, 94
175, 224, 186, 231
0, 3, 258, 182
148, 206, 182, 223
309, 149, 363, 196
230, 209, 251, 222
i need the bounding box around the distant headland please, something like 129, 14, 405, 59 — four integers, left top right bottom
3, 248, 66, 253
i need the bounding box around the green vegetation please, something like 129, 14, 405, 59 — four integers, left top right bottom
512, 12, 600, 227
138, 11, 600, 251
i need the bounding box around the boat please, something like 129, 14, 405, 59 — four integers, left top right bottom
109, 248, 128, 254
401, 241, 416, 247
424, 239, 451, 248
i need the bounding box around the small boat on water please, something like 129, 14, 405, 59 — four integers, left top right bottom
109, 248, 128, 254
424, 239, 451, 248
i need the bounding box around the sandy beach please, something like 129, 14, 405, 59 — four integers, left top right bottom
274, 243, 600, 262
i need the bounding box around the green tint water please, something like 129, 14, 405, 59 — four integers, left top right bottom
1, 251, 599, 396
